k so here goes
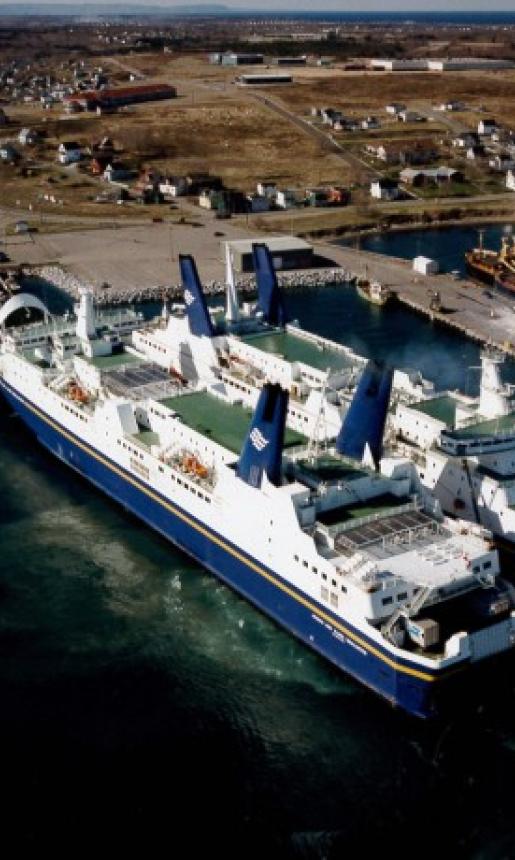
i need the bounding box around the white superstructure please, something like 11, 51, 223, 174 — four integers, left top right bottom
393, 347, 515, 541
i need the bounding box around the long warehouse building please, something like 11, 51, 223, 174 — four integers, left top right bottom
64, 83, 177, 111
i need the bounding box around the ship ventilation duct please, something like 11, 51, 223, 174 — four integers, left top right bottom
252, 243, 288, 327
179, 254, 215, 338
336, 359, 393, 468
237, 382, 288, 488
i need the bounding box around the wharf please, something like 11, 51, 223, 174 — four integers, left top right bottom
320, 242, 515, 357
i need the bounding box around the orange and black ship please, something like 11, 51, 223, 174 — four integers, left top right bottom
465, 236, 515, 294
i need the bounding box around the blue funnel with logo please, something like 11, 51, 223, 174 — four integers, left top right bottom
237, 383, 288, 488
336, 359, 393, 468
252, 243, 288, 327
179, 254, 215, 338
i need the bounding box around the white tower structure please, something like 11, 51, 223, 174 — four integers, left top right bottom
479, 348, 511, 419
76, 287, 96, 341
224, 243, 240, 323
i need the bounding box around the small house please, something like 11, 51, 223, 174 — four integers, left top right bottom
18, 128, 40, 146
256, 181, 277, 199
452, 132, 479, 149
0, 143, 19, 163
361, 116, 380, 130
506, 170, 515, 191
370, 178, 400, 201
245, 193, 270, 213
275, 188, 297, 209
385, 103, 406, 116
478, 119, 498, 136
103, 162, 132, 183
489, 154, 515, 172
159, 176, 187, 197
57, 141, 82, 164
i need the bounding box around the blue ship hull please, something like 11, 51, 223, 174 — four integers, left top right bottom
0, 377, 452, 718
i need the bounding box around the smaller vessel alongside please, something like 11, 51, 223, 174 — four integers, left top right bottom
356, 278, 393, 307
465, 234, 515, 295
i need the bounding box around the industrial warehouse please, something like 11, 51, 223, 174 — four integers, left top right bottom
64, 83, 177, 111
224, 237, 314, 272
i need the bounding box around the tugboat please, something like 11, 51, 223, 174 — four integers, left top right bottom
356, 278, 392, 306
465, 233, 515, 295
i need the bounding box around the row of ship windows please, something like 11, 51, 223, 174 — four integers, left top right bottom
381, 591, 409, 607
290, 410, 309, 423
63, 403, 88, 422
224, 377, 251, 395
138, 337, 167, 354
118, 439, 144, 460
157, 463, 212, 503
294, 555, 347, 593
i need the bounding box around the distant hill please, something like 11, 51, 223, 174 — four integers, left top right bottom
0, 3, 229, 16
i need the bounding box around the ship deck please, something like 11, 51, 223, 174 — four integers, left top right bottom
293, 454, 368, 484
241, 330, 355, 372
445, 410, 515, 440
318, 493, 412, 528
159, 390, 306, 454
410, 395, 458, 426
86, 351, 144, 370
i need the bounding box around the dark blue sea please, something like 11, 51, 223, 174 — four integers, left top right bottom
4, 239, 515, 857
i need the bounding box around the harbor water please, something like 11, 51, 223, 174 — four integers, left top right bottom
3, 263, 515, 855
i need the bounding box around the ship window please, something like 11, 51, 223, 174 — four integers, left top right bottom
322, 573, 327, 581
331, 579, 337, 588
303, 560, 308, 568
473, 565, 480, 574
294, 554, 299, 562
311, 566, 318, 574
382, 596, 393, 606
341, 584, 347, 593
483, 560, 492, 570
398, 592, 408, 601
158, 466, 164, 473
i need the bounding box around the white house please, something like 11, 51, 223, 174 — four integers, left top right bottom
370, 178, 400, 201
478, 119, 498, 136
386, 103, 406, 116
361, 116, 380, 130
489, 155, 515, 172
18, 127, 39, 146
256, 181, 277, 199
275, 188, 297, 209
506, 171, 515, 191
159, 176, 187, 197
57, 141, 82, 164
398, 110, 421, 123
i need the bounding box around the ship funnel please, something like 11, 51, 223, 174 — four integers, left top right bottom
237, 383, 288, 488
179, 254, 215, 338
252, 243, 288, 327
336, 359, 393, 468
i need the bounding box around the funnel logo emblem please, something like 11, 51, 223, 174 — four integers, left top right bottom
184, 289, 195, 306
250, 428, 269, 452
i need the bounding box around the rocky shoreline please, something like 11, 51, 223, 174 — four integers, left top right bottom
31, 264, 355, 306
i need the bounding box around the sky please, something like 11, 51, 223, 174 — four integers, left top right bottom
3, 0, 515, 9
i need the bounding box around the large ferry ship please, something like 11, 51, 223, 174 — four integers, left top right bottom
1, 244, 515, 718
465, 234, 515, 294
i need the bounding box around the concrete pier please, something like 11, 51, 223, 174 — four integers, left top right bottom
320, 241, 515, 356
